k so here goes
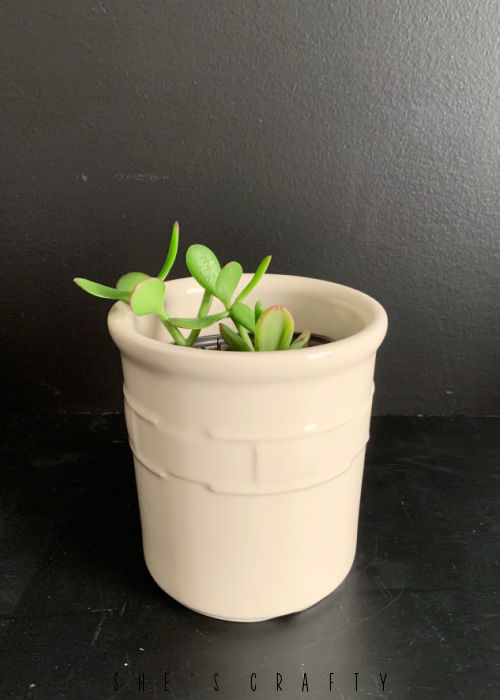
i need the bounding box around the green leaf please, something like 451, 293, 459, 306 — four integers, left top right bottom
254, 300, 264, 323
278, 307, 295, 349
186, 244, 221, 294
215, 261, 243, 307
289, 330, 311, 349
73, 278, 129, 300
254, 306, 295, 351
129, 277, 166, 316
235, 324, 255, 351
157, 221, 179, 280
219, 323, 251, 351
168, 311, 229, 329
230, 301, 255, 332
234, 255, 272, 304
116, 271, 149, 292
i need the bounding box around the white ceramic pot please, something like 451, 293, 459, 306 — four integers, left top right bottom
107, 274, 387, 622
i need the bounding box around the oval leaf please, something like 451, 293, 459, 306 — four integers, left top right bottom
157, 221, 179, 280
254, 306, 294, 351
289, 330, 311, 349
186, 244, 221, 294
73, 278, 129, 300
219, 323, 251, 351
234, 324, 255, 351
168, 311, 229, 329
129, 277, 166, 316
234, 255, 272, 304
230, 302, 255, 332
215, 261, 243, 307
116, 271, 149, 292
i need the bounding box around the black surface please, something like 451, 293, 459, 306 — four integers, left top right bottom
2, 1, 500, 416
1, 415, 498, 699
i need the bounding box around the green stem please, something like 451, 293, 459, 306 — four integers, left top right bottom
185, 290, 213, 347
237, 324, 255, 351
157, 310, 187, 346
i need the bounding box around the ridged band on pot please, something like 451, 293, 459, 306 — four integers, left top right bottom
107, 274, 388, 621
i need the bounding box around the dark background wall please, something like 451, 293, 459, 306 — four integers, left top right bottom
2, 0, 499, 415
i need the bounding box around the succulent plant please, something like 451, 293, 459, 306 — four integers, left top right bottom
74, 222, 311, 351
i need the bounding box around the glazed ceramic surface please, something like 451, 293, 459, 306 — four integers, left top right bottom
108, 274, 388, 621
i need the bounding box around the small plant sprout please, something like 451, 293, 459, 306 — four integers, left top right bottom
74, 222, 311, 351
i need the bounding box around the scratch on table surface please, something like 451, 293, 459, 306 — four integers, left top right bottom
91, 612, 106, 647
39, 378, 62, 397
374, 574, 394, 600
359, 520, 401, 534
403, 459, 463, 477
114, 172, 170, 182
410, 592, 447, 643
338, 601, 351, 624
194, 628, 212, 643
409, 686, 465, 699
120, 601, 127, 616
361, 536, 380, 571
92, 0, 120, 31
280, 585, 406, 659
471, 509, 495, 524
92, 0, 107, 13
343, 585, 405, 632
400, 499, 413, 523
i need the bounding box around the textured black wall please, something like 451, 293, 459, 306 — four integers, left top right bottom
2, 1, 499, 415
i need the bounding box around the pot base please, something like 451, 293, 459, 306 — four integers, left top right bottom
145, 551, 356, 623
135, 445, 366, 623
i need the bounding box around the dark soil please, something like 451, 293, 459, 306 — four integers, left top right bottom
192, 332, 334, 350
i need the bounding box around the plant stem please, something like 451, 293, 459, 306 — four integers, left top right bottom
157, 310, 187, 346
185, 290, 213, 347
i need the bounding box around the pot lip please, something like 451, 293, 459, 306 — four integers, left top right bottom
107, 274, 388, 375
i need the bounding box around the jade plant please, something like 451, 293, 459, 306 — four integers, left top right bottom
74, 221, 311, 351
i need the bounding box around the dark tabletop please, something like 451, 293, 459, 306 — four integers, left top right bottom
1, 415, 498, 700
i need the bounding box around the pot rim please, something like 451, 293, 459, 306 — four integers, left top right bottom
107, 274, 388, 377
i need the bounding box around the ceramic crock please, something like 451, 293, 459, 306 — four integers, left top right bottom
107, 274, 388, 622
